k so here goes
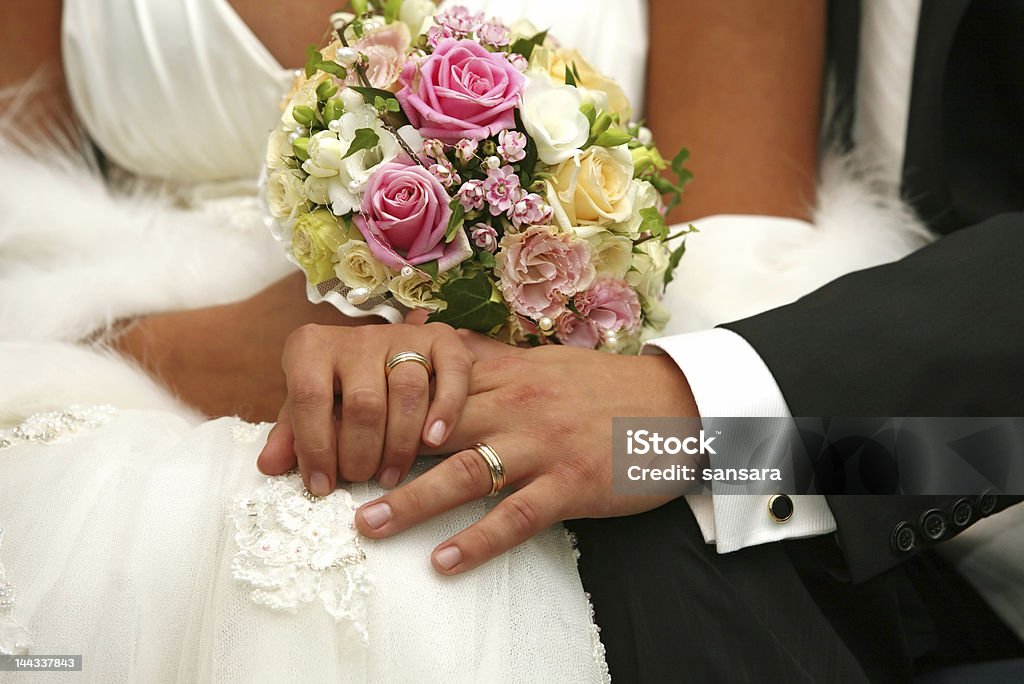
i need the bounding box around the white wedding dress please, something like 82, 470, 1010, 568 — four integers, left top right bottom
1, 1, 1021, 681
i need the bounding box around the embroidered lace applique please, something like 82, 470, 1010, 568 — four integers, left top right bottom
230, 420, 270, 445
0, 405, 117, 450
566, 529, 610, 683
230, 474, 370, 641
0, 528, 31, 656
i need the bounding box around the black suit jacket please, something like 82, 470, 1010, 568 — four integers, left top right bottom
725, 0, 1024, 583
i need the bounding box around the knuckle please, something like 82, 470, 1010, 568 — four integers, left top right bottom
467, 523, 502, 560
451, 450, 489, 493
501, 497, 543, 537
343, 387, 386, 427
340, 458, 377, 483
290, 384, 333, 412
388, 374, 427, 406
295, 439, 333, 463
484, 356, 527, 377
287, 323, 323, 351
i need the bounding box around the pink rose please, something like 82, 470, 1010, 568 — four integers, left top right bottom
574, 277, 642, 333
496, 226, 595, 319
397, 38, 525, 143
354, 160, 472, 273
556, 313, 601, 349
348, 23, 411, 90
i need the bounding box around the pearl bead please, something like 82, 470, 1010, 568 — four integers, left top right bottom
287, 132, 301, 144
604, 332, 619, 349
401, 266, 414, 277
538, 317, 554, 332
328, 119, 342, 132
485, 156, 501, 170
346, 287, 371, 305
336, 47, 359, 67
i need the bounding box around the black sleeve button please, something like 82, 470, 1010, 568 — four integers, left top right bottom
768, 494, 793, 523
919, 509, 948, 541
952, 498, 974, 528
978, 490, 998, 516
891, 522, 916, 554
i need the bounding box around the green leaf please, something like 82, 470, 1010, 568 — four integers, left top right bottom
512, 109, 539, 186
564, 65, 577, 87
592, 128, 633, 148
445, 198, 466, 243
292, 105, 316, 127
426, 271, 509, 333
352, 0, 369, 14
317, 60, 347, 78
510, 29, 548, 59
477, 250, 496, 269
663, 240, 688, 289
638, 206, 667, 239
418, 260, 440, 281
342, 128, 380, 160
350, 85, 398, 105
671, 147, 690, 175
304, 46, 323, 78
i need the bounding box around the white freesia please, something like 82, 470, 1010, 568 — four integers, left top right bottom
388, 269, 445, 312
571, 226, 633, 279
626, 238, 670, 302
302, 103, 401, 215
520, 77, 590, 165
399, 0, 435, 36
265, 169, 307, 220
334, 239, 392, 295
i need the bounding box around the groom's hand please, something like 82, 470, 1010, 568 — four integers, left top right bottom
354, 334, 700, 574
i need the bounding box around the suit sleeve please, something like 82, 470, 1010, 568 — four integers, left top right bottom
722, 211, 1024, 582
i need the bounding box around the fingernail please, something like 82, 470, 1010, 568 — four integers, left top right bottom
378, 467, 401, 489
426, 420, 447, 446
310, 472, 331, 497
434, 545, 462, 570
360, 502, 392, 530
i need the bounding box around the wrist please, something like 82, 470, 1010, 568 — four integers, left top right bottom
637, 353, 699, 417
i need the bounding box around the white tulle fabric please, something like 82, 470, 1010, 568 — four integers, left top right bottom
0, 409, 608, 682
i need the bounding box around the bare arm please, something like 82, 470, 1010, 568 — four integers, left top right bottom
646, 0, 826, 222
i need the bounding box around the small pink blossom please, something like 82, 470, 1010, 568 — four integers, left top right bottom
457, 179, 486, 211
455, 138, 478, 163
427, 25, 455, 49
496, 225, 595, 319
477, 19, 511, 47
429, 159, 460, 188
483, 165, 521, 216
434, 6, 484, 36
470, 223, 499, 252
506, 52, 529, 72
556, 313, 601, 349
510, 192, 552, 228
498, 130, 528, 163
574, 277, 642, 334
422, 139, 446, 160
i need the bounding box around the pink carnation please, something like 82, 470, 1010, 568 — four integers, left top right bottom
574, 277, 642, 334
556, 313, 601, 349
397, 38, 525, 143
496, 226, 595, 319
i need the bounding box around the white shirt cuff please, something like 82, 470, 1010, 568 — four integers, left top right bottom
642, 328, 837, 552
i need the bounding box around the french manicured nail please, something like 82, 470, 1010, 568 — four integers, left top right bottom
434, 545, 462, 570
310, 472, 331, 497
360, 502, 392, 530
426, 420, 447, 446
378, 467, 401, 489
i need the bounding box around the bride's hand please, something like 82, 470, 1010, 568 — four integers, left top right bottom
352, 334, 700, 574
111, 272, 377, 422
256, 321, 474, 497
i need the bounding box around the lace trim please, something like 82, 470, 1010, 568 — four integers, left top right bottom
230, 473, 370, 641
0, 528, 31, 656
566, 529, 611, 684
0, 405, 117, 450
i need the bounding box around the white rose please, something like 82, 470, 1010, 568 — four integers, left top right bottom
571, 226, 633, 279
399, 0, 435, 36
627, 238, 670, 302
303, 103, 401, 215
388, 269, 445, 312
334, 239, 393, 295
265, 169, 307, 220
266, 127, 293, 172
546, 145, 635, 229
641, 298, 671, 335
614, 180, 660, 237
519, 77, 590, 165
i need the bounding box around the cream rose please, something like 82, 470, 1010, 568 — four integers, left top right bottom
626, 238, 671, 302
265, 169, 307, 220
571, 227, 633, 279
334, 239, 393, 296
292, 210, 350, 284
388, 269, 445, 312
544, 48, 632, 123
547, 145, 635, 229
614, 180, 660, 237
519, 77, 590, 165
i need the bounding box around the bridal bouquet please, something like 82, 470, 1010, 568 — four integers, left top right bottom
264, 1, 692, 352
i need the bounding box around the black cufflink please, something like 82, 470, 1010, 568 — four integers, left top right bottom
952, 498, 973, 528
768, 494, 793, 523
891, 521, 916, 554
919, 509, 948, 541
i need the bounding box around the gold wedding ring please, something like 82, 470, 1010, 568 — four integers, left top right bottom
472, 442, 506, 497
385, 351, 433, 378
